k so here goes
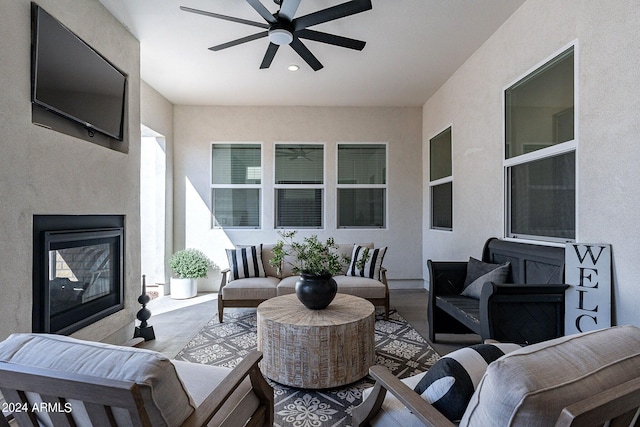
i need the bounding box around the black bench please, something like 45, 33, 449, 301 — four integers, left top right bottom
427, 238, 569, 345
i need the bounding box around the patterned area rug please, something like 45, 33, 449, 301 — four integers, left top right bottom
175, 308, 440, 427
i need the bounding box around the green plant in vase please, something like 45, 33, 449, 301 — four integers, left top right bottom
168, 248, 213, 299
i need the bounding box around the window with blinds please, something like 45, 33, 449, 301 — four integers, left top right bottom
337, 144, 386, 228
211, 143, 261, 228
274, 144, 324, 228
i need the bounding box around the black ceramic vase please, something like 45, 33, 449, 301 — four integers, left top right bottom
295, 273, 338, 310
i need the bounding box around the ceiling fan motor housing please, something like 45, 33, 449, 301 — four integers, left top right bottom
269, 21, 293, 45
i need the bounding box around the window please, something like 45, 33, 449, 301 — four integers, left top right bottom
211, 143, 261, 228
429, 127, 452, 230
337, 144, 386, 228
505, 46, 575, 242
274, 144, 324, 228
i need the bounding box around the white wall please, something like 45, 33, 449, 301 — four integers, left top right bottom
141, 81, 175, 287
0, 0, 141, 342
173, 106, 423, 289
422, 0, 640, 326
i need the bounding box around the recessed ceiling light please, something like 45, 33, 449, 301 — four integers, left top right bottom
287, 64, 300, 72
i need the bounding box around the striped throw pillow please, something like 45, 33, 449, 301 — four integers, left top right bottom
414, 343, 522, 421
346, 245, 387, 280
225, 245, 266, 282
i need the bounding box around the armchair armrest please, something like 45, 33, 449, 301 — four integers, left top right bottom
427, 260, 468, 295
352, 365, 454, 427
219, 268, 230, 291
352, 365, 455, 427
182, 350, 273, 427
479, 282, 569, 344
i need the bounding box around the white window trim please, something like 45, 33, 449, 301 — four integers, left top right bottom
336, 142, 388, 229
428, 125, 454, 232
502, 40, 579, 244
210, 141, 263, 229
273, 142, 325, 229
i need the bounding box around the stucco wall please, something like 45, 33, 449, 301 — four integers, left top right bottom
422, 0, 640, 326
141, 81, 175, 287
0, 0, 141, 341
173, 106, 423, 288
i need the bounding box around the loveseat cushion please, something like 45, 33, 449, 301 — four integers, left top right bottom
222, 276, 279, 300
226, 245, 266, 282
333, 275, 387, 299
276, 275, 386, 299
0, 333, 195, 427
460, 325, 640, 426
413, 343, 521, 421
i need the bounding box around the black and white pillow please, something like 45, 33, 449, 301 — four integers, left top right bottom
225, 245, 266, 282
413, 343, 522, 421
346, 245, 387, 280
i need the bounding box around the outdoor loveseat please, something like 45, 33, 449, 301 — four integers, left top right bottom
218, 243, 389, 322
428, 237, 568, 344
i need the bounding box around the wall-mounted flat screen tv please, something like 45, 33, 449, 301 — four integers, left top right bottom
31, 3, 127, 141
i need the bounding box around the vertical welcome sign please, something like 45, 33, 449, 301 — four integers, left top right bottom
565, 243, 612, 335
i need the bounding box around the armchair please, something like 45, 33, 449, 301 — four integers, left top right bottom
0, 333, 273, 427
353, 325, 640, 427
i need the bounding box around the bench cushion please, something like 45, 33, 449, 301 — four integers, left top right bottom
0, 333, 195, 427
461, 325, 640, 426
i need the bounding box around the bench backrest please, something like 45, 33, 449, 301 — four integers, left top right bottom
482, 238, 564, 284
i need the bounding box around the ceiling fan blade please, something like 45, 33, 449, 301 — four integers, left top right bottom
260, 43, 280, 69
209, 31, 268, 51
290, 38, 323, 71
296, 29, 366, 50
180, 6, 269, 29
245, 0, 277, 24
278, 0, 301, 21
293, 0, 372, 31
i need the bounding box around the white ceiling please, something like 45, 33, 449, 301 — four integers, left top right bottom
98, 0, 525, 107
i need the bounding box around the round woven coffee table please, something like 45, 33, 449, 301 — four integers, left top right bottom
257, 293, 375, 389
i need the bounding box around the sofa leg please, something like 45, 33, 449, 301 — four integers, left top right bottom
218, 298, 224, 323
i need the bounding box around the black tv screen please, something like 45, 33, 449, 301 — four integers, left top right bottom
31, 3, 127, 141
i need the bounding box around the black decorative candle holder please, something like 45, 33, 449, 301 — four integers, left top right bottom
134, 275, 156, 341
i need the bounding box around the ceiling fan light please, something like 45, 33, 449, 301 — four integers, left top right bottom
287, 64, 299, 71
269, 28, 293, 45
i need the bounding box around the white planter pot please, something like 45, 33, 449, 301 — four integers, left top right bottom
170, 277, 197, 299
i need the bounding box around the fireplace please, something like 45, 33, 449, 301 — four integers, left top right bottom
33, 215, 124, 335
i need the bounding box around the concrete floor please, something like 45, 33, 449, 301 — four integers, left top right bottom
140, 289, 480, 358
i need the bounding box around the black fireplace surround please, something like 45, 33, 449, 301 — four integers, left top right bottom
33, 215, 125, 335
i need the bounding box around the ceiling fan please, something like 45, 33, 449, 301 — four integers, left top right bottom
179, 0, 373, 71
277, 145, 315, 160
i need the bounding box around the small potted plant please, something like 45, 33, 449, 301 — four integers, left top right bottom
270, 231, 351, 309
168, 248, 213, 299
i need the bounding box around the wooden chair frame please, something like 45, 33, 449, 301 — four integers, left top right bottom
0, 350, 273, 427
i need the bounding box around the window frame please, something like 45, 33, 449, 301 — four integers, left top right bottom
273, 142, 325, 229
503, 42, 578, 244
429, 126, 453, 231
210, 142, 263, 229
336, 142, 388, 229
